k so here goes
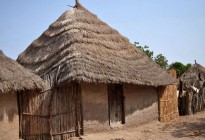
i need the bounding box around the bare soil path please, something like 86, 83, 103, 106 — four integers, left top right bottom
77, 110, 205, 140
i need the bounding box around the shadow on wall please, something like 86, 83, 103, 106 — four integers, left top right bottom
125, 96, 157, 116
161, 112, 205, 138
0, 108, 18, 122
0, 94, 18, 122
124, 86, 158, 116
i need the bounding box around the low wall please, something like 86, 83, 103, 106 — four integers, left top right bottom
81, 83, 159, 133
0, 92, 19, 140
81, 83, 109, 133
123, 84, 159, 126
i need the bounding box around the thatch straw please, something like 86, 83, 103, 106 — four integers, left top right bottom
178, 63, 205, 89
17, 2, 175, 87
0, 50, 46, 93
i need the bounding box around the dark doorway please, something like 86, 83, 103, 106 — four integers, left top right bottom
108, 84, 125, 126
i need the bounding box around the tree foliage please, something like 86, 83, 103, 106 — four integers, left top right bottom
185, 63, 192, 70
134, 42, 154, 59
134, 42, 168, 69
169, 62, 192, 78
154, 54, 168, 69
134, 41, 192, 72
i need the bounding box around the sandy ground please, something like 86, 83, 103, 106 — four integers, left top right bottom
75, 110, 205, 140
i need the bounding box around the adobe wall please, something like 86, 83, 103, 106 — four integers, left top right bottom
0, 92, 19, 140
123, 84, 159, 126
81, 83, 159, 133
81, 83, 109, 134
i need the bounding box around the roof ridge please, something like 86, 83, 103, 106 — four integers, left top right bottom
74, 0, 82, 8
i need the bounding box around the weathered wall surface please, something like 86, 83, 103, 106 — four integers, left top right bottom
81, 83, 109, 133
123, 84, 159, 126
81, 83, 159, 133
0, 92, 19, 140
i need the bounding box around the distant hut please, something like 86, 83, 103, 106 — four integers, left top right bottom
17, 1, 176, 139
179, 63, 205, 89
0, 50, 45, 140
178, 63, 205, 115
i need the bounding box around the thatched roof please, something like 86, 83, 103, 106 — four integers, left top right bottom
0, 50, 45, 93
178, 63, 205, 89
17, 2, 175, 87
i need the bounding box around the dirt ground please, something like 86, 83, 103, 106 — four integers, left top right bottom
76, 110, 205, 140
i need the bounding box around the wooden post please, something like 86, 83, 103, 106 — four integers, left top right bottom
79, 83, 84, 135
48, 89, 55, 140
75, 0, 79, 5
178, 80, 183, 115
74, 82, 80, 137
17, 92, 22, 139
186, 89, 193, 115
202, 87, 205, 109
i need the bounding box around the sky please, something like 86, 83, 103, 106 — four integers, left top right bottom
1, 0, 205, 66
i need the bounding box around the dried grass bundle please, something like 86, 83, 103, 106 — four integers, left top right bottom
0, 50, 46, 93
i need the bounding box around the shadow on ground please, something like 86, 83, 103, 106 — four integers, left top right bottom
162, 117, 205, 138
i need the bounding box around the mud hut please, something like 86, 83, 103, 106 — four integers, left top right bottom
0, 50, 45, 140
17, 1, 176, 139
178, 63, 205, 115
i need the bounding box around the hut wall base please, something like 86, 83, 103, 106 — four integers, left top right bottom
123, 84, 159, 126
0, 92, 19, 140
81, 83, 109, 134
81, 83, 158, 134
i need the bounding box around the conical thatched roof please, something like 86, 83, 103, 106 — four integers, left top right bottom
17, 3, 175, 87
0, 50, 45, 93
178, 63, 205, 88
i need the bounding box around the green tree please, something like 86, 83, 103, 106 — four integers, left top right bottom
134, 42, 153, 59
154, 54, 168, 69
185, 63, 192, 71
134, 42, 168, 69
134, 42, 192, 73
169, 62, 192, 78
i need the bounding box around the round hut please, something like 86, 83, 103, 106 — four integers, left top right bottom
178, 63, 205, 115
0, 50, 45, 140
17, 1, 176, 139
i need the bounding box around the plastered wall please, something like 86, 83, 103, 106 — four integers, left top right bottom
81, 83, 159, 133
81, 83, 110, 133
0, 92, 19, 140
123, 84, 159, 126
